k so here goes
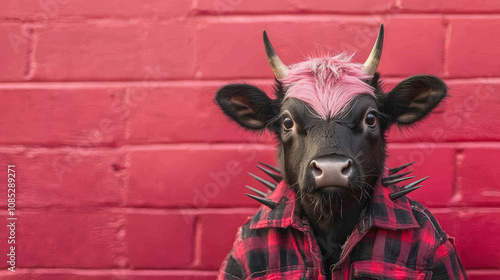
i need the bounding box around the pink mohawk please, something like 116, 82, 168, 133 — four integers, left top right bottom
281, 53, 375, 120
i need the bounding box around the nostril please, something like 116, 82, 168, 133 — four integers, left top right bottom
341, 160, 353, 176
311, 161, 323, 178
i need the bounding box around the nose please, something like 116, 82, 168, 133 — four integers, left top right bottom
310, 157, 353, 188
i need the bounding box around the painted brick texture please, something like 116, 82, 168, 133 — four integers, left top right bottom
0, 0, 499, 278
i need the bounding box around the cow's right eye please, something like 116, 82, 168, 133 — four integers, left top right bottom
365, 113, 377, 127
283, 117, 294, 130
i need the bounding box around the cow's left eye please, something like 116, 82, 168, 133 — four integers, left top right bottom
283, 117, 294, 130
365, 112, 377, 127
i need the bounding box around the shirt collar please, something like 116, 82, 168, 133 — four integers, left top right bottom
249, 176, 419, 231
367, 182, 420, 230
249, 180, 307, 231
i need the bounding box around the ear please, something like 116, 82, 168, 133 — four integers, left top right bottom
381, 75, 447, 126
215, 84, 279, 130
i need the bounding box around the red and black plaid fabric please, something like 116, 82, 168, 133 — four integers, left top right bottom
218, 179, 467, 279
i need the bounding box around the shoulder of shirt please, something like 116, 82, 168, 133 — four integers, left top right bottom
237, 210, 273, 241
408, 198, 448, 245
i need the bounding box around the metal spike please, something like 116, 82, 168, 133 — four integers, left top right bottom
245, 185, 267, 198
258, 161, 281, 174
382, 176, 416, 187
249, 172, 277, 190
390, 186, 422, 201
388, 162, 415, 175
401, 176, 430, 190
245, 193, 276, 209
383, 171, 413, 182
257, 165, 282, 183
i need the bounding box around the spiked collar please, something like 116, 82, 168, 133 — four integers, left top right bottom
249, 179, 420, 232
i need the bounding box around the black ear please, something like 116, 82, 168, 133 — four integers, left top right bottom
215, 84, 279, 130
381, 75, 447, 126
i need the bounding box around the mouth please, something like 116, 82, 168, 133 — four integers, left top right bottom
315, 185, 348, 194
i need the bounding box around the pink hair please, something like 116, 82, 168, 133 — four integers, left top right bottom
281, 53, 375, 120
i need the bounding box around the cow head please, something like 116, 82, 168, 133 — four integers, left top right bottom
215, 25, 447, 225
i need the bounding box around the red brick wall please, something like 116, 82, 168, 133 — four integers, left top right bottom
0, 0, 499, 279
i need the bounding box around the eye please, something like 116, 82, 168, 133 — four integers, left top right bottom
283, 117, 294, 130
365, 112, 377, 127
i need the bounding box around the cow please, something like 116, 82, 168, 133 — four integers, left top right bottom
214, 24, 467, 279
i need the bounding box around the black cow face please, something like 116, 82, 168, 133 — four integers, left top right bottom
214, 26, 447, 225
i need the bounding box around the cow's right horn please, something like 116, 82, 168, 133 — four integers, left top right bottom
263, 30, 289, 79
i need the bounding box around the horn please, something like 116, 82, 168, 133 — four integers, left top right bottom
362, 24, 384, 75
263, 30, 289, 79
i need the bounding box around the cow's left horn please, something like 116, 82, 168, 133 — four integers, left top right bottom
362, 24, 384, 75
263, 30, 289, 79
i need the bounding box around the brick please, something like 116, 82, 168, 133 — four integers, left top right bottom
377, 17, 445, 77
197, 210, 256, 269
468, 270, 500, 280
0, 23, 30, 81
127, 83, 275, 144
430, 210, 459, 238
387, 81, 500, 142
125, 212, 194, 268
442, 82, 500, 142
0, 0, 192, 19
399, 0, 500, 13
454, 210, 500, 269
448, 18, 500, 78
33, 22, 195, 81
128, 271, 217, 280
386, 146, 455, 207
0, 87, 126, 145
197, 17, 443, 79
12, 210, 123, 268
0, 271, 29, 280
0, 269, 117, 280
293, 0, 394, 13
460, 147, 500, 206
0, 149, 123, 208
196, 0, 393, 14
196, 0, 298, 14
0, 271, 207, 280
130, 276, 215, 280
197, 19, 382, 79
127, 146, 277, 207
30, 273, 118, 280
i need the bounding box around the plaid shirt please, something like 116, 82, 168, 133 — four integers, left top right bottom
218, 180, 467, 279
